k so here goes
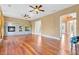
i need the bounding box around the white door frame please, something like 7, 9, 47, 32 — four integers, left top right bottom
60, 12, 77, 53
35, 20, 41, 35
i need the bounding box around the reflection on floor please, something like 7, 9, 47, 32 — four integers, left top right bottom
0, 34, 78, 55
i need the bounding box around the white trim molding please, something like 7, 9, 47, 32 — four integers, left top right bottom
5, 32, 32, 36
32, 33, 41, 36
42, 34, 60, 40
32, 33, 60, 40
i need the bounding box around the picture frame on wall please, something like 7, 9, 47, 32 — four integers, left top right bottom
8, 26, 15, 32
19, 26, 22, 32
25, 26, 30, 31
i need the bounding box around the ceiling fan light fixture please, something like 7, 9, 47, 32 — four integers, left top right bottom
29, 5, 45, 14
24, 14, 31, 19
34, 9, 39, 12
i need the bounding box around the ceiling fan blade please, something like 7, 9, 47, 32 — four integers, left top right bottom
35, 5, 38, 8
39, 5, 42, 8
26, 15, 29, 17
24, 14, 26, 17
28, 17, 31, 18
29, 5, 35, 9
40, 10, 45, 12
25, 18, 28, 19
29, 10, 34, 12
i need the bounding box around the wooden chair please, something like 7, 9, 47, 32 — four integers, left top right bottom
71, 36, 79, 55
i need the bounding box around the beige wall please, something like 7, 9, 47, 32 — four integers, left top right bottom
41, 14, 60, 38
0, 7, 4, 39
0, 8, 1, 38
32, 5, 79, 38
4, 16, 31, 26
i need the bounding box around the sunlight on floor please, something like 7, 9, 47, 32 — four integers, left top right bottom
60, 35, 70, 55
37, 35, 42, 47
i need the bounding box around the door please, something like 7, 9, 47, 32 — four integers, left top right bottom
35, 20, 41, 35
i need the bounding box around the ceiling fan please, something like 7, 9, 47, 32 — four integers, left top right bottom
24, 14, 31, 19
29, 5, 45, 14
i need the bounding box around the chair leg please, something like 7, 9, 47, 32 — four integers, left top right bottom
75, 44, 77, 55
71, 43, 73, 55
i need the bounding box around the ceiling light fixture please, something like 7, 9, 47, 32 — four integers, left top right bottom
24, 14, 31, 19
29, 5, 45, 14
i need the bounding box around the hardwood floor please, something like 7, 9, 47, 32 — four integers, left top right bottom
0, 34, 73, 55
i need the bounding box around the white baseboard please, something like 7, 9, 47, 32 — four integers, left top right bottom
32, 33, 41, 35
5, 32, 32, 36
42, 34, 60, 40
32, 33, 60, 40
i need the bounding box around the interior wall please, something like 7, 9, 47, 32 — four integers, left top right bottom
41, 14, 60, 38
4, 17, 32, 36
0, 7, 4, 39
77, 10, 79, 36
32, 5, 79, 39
0, 11, 2, 38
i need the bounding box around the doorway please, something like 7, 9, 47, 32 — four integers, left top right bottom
60, 13, 76, 54
35, 20, 41, 35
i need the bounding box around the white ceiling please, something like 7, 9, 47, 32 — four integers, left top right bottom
0, 4, 75, 21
